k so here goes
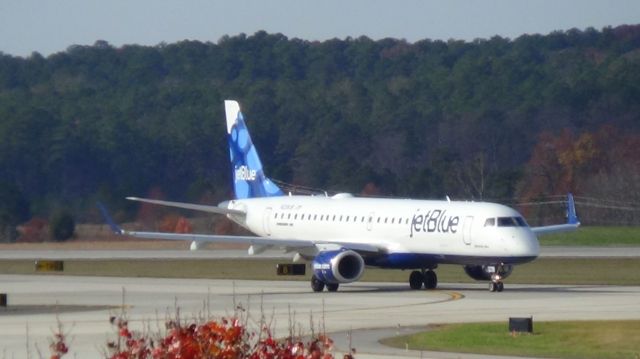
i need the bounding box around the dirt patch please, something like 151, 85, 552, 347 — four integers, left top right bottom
0, 304, 118, 316
0, 240, 247, 251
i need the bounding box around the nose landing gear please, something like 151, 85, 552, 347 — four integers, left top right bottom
489, 264, 506, 292
489, 274, 504, 292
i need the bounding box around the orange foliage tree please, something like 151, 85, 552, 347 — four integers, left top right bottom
518, 126, 640, 224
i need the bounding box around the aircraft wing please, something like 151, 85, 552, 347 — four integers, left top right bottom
530, 223, 580, 235
530, 193, 580, 236
117, 229, 381, 253
117, 229, 315, 248
99, 202, 381, 253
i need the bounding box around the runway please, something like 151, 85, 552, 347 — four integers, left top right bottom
1, 275, 638, 358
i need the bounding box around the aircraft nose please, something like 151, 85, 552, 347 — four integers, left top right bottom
519, 231, 540, 257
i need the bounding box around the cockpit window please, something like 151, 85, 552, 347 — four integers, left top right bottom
515, 217, 528, 227
497, 217, 528, 227
484, 218, 496, 227
497, 217, 517, 226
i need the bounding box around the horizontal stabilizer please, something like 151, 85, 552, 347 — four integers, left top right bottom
126, 197, 245, 216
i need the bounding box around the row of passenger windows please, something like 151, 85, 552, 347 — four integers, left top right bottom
274, 212, 411, 225
484, 217, 528, 227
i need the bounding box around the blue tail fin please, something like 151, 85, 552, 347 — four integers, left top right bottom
225, 100, 284, 199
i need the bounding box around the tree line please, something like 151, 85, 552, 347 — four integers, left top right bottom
1, 25, 639, 240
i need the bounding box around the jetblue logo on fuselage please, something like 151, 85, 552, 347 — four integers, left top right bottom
235, 166, 257, 181
410, 209, 460, 237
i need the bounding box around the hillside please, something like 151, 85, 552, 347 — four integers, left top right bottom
1, 26, 639, 239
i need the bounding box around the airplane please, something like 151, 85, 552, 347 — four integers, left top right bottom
102, 100, 580, 293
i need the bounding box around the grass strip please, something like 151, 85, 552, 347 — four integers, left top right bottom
380, 320, 640, 359
0, 258, 639, 285
539, 226, 640, 246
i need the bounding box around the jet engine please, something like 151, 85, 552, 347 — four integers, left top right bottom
312, 249, 365, 284
464, 264, 513, 281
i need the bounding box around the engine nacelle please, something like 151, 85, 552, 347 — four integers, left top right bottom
312, 250, 365, 284
464, 264, 513, 281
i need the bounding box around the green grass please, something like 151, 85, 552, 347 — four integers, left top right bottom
380, 320, 640, 359
1, 257, 639, 285
364, 258, 640, 286
539, 226, 640, 246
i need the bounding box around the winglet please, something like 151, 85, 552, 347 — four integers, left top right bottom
97, 202, 124, 235
567, 193, 580, 225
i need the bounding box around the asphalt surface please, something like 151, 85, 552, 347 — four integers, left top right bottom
0, 246, 638, 358
1, 275, 638, 358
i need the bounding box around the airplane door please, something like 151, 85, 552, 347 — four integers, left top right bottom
462, 216, 473, 245
263, 207, 272, 236
367, 212, 375, 231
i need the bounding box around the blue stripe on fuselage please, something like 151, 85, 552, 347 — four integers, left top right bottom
365, 253, 537, 269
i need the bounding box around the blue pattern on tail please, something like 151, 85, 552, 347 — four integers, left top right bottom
227, 105, 283, 199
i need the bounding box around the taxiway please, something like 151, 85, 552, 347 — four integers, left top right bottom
0, 275, 638, 358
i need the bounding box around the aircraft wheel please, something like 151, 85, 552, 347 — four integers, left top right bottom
489, 282, 497, 292
409, 271, 424, 289
424, 270, 438, 290
311, 275, 325, 292
326, 283, 339, 292
496, 282, 504, 292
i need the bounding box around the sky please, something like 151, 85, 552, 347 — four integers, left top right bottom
1, 0, 640, 57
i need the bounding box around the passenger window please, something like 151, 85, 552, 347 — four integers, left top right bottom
377, 217, 381, 223
484, 218, 495, 227
313, 214, 317, 220
346, 216, 350, 221
294, 214, 298, 220
287, 213, 291, 219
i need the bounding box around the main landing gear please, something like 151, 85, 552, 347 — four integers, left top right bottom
409, 268, 438, 290
311, 275, 339, 292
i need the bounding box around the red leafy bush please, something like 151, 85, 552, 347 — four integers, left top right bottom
105, 316, 342, 359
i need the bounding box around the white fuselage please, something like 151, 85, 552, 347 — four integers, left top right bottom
227, 194, 540, 268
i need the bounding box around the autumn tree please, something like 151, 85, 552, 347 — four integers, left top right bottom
518, 126, 640, 225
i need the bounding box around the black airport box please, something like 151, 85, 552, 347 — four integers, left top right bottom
509, 317, 533, 333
